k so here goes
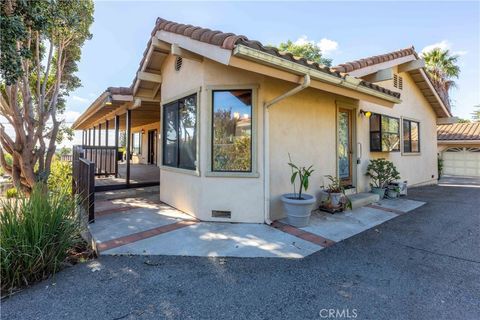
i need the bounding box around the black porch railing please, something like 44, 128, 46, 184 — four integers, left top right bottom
72, 146, 95, 223
82, 146, 117, 176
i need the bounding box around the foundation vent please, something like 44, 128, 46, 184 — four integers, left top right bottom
174, 56, 183, 71
212, 210, 231, 218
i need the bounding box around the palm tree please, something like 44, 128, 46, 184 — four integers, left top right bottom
421, 48, 460, 107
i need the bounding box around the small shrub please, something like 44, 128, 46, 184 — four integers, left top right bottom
437, 155, 443, 179
5, 188, 18, 198
366, 158, 400, 189
48, 159, 72, 194
0, 184, 81, 295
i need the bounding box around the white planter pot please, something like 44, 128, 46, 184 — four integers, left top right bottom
281, 193, 316, 227
319, 190, 343, 207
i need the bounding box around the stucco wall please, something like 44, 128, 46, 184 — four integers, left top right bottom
130, 122, 160, 165
159, 55, 439, 223
357, 66, 439, 191
159, 56, 265, 223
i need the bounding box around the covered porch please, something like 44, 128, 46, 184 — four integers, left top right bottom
72, 86, 161, 191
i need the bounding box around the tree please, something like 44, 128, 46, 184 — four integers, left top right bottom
421, 48, 460, 107
471, 105, 480, 122
277, 40, 332, 67
0, 0, 94, 191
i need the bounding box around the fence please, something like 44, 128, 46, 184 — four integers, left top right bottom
82, 146, 117, 176
72, 146, 95, 223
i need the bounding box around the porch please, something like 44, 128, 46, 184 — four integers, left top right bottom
88, 186, 426, 258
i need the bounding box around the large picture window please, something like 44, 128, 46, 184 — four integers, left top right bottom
403, 119, 420, 153
132, 132, 142, 154
212, 90, 252, 172
370, 113, 400, 152
162, 94, 197, 170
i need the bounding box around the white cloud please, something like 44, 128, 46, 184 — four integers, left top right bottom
71, 95, 88, 103
421, 40, 467, 56
293, 35, 339, 57
62, 110, 81, 123
317, 38, 339, 55
294, 35, 312, 46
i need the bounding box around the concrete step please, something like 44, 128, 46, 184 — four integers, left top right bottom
95, 185, 159, 201
348, 192, 380, 210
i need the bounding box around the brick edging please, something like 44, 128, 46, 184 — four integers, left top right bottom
271, 221, 336, 248
96, 220, 197, 252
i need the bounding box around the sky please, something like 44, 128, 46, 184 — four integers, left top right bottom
61, 0, 480, 146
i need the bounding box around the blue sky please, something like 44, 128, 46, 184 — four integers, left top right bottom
65, 0, 480, 135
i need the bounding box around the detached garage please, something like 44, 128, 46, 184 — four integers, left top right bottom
438, 122, 480, 177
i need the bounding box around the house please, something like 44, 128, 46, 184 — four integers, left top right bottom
72, 17, 451, 224
437, 122, 480, 177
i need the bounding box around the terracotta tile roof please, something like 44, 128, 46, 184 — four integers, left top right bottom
107, 87, 132, 95
331, 47, 416, 74
134, 17, 400, 99
437, 122, 480, 141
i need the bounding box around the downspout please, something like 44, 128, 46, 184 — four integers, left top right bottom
263, 74, 311, 224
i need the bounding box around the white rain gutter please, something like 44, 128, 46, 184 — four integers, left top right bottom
263, 74, 311, 224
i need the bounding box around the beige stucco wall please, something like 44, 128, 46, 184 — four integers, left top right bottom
158, 55, 440, 223
130, 122, 160, 165
356, 66, 439, 191
159, 56, 265, 223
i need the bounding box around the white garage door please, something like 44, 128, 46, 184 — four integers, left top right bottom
443, 147, 480, 177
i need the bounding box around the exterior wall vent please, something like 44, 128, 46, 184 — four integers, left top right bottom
393, 74, 403, 90
175, 56, 183, 71
212, 210, 231, 218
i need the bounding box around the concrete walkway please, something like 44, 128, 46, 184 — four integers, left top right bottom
89, 191, 425, 258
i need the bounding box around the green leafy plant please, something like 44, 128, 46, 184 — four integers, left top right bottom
366, 158, 400, 189
0, 184, 82, 295
321, 175, 352, 210
48, 159, 72, 194
5, 187, 17, 199
288, 154, 314, 200
437, 156, 443, 179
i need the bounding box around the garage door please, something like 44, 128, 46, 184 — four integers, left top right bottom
443, 147, 480, 177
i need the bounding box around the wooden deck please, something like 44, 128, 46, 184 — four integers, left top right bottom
95, 163, 159, 187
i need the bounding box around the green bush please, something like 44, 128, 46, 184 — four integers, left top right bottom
366, 158, 400, 188
5, 188, 18, 198
0, 184, 81, 295
48, 159, 72, 194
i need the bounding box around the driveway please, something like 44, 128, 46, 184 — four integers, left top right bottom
2, 184, 479, 320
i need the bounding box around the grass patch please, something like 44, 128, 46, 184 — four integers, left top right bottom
0, 184, 91, 296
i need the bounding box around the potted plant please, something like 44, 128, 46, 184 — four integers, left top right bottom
386, 185, 400, 199
319, 175, 352, 213
366, 158, 400, 199
281, 155, 315, 227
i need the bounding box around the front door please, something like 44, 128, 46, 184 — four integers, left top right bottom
338, 108, 354, 187
147, 129, 157, 165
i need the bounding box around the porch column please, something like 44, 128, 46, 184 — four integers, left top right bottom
125, 110, 131, 186
105, 120, 109, 146
81, 130, 85, 146
98, 123, 102, 146
88, 128, 91, 146
114, 115, 119, 178
92, 126, 96, 146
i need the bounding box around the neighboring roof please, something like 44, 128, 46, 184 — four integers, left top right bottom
437, 122, 480, 141
332, 47, 452, 118
145, 18, 400, 99
331, 47, 415, 74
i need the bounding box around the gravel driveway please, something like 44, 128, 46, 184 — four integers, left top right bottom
2, 183, 479, 320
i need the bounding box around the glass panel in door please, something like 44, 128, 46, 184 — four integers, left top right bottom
338, 108, 353, 186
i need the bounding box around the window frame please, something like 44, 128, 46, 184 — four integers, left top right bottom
206, 84, 259, 178
131, 132, 142, 155
402, 117, 421, 155
160, 89, 200, 176
369, 113, 400, 152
